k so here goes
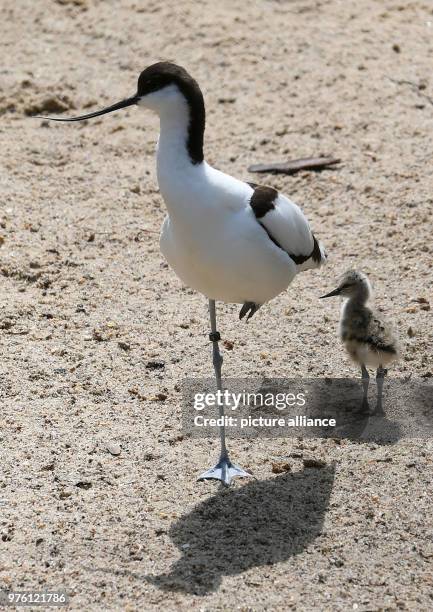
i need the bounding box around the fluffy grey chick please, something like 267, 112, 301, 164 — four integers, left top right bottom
321, 270, 400, 410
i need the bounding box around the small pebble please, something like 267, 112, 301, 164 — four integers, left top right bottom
303, 458, 326, 469
92, 329, 105, 342
118, 341, 131, 351
75, 481, 92, 490
106, 442, 121, 456
271, 461, 291, 474
146, 360, 165, 370
59, 490, 72, 499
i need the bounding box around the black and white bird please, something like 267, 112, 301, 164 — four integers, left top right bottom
321, 270, 400, 411
39, 62, 327, 485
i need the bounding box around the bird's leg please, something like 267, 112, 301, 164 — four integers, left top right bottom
239, 302, 260, 321
375, 365, 387, 414
361, 364, 370, 410
198, 299, 250, 486
210, 304, 226, 459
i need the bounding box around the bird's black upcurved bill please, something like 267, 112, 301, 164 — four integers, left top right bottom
320, 288, 341, 299
35, 95, 139, 122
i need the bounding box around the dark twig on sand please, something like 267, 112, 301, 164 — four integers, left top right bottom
248, 156, 341, 175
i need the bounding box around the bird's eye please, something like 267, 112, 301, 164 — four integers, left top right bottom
148, 77, 166, 92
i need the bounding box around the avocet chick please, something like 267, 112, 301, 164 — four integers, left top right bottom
321, 270, 400, 410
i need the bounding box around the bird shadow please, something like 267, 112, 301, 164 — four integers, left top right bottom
183, 378, 407, 446
322, 390, 403, 444
317, 377, 433, 444
252, 378, 404, 444
147, 464, 335, 595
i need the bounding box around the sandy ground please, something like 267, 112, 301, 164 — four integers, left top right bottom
1, 0, 433, 610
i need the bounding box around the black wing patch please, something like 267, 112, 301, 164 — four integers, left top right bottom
247, 182, 320, 266
289, 235, 322, 265
249, 185, 278, 218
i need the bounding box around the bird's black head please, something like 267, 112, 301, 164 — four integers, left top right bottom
35, 61, 206, 164
135, 62, 205, 163
136, 62, 200, 99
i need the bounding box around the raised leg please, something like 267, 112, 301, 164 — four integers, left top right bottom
198, 299, 250, 486
239, 301, 260, 321
361, 364, 370, 410
375, 365, 387, 414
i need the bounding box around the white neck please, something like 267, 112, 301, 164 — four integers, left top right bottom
155, 99, 206, 215
157, 101, 193, 170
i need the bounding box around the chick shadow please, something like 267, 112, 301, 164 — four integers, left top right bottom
327, 385, 403, 444
147, 464, 335, 595
253, 379, 403, 445
309, 376, 431, 441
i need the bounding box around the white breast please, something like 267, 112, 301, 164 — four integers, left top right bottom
159, 165, 297, 304
154, 110, 310, 305
161, 171, 296, 304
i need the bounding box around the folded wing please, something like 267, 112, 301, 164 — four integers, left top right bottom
248, 183, 326, 270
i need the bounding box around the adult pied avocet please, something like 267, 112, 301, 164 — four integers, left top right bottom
39, 62, 327, 485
